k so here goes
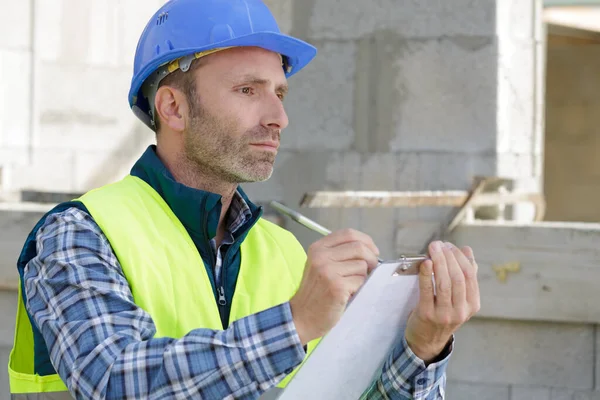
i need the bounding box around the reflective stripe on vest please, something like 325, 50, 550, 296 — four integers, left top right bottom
9, 175, 318, 395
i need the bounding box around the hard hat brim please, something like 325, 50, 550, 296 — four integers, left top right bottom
128, 31, 317, 117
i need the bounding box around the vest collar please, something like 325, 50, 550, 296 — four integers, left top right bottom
130, 145, 262, 244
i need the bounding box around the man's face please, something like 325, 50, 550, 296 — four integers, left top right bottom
182, 46, 289, 183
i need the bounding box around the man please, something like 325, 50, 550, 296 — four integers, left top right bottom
9, 0, 480, 399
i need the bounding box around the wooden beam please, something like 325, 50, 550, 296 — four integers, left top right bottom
0, 280, 18, 292
445, 221, 600, 324
300, 191, 545, 216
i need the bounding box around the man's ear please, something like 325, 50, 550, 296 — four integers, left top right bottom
155, 86, 188, 132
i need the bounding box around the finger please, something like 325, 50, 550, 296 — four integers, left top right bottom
318, 228, 380, 257
335, 260, 369, 278
451, 245, 477, 276
444, 243, 466, 308
460, 246, 478, 272
460, 245, 480, 310
429, 241, 451, 308
417, 259, 434, 314
327, 241, 379, 270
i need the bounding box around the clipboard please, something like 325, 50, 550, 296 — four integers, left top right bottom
274, 260, 421, 400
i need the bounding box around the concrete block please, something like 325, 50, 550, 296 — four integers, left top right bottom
496, 39, 539, 155
495, 153, 539, 179
387, 38, 498, 153
9, 148, 75, 193
511, 386, 551, 400
308, 0, 496, 40
353, 32, 401, 154
35, 0, 159, 66
550, 389, 600, 400
496, 0, 537, 40
0, 0, 32, 50
396, 220, 440, 254
34, 0, 73, 62
86, 0, 121, 68
359, 154, 399, 260
395, 151, 496, 192
281, 41, 356, 151
242, 151, 362, 250
0, 49, 31, 151
394, 152, 422, 192
33, 61, 142, 151
0, 149, 29, 173
447, 319, 594, 389
395, 151, 496, 220
596, 326, 600, 392
446, 381, 509, 400
449, 221, 600, 323
72, 138, 150, 193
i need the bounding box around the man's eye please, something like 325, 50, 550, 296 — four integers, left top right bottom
240, 87, 252, 95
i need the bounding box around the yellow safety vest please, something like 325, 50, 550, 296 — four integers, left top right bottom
9, 175, 318, 397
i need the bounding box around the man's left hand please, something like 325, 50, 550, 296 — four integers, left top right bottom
404, 240, 480, 363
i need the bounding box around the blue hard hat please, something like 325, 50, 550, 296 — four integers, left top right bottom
129, 0, 318, 130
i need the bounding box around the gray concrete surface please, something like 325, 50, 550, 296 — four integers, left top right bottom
1, 1, 596, 399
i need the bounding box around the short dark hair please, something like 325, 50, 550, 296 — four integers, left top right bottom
153, 58, 204, 132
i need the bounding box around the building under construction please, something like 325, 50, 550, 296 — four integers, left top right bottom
1, 0, 600, 398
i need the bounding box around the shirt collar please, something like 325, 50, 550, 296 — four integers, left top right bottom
130, 145, 261, 243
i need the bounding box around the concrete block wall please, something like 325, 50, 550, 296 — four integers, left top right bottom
445, 319, 600, 399
0, 0, 160, 195
245, 0, 546, 257
248, 1, 596, 399
1, 1, 593, 399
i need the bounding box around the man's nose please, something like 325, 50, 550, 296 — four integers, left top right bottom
261, 93, 289, 131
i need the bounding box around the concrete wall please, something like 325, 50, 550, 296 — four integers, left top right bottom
0, 0, 159, 197
245, 0, 546, 257
2, 1, 594, 400
544, 32, 600, 223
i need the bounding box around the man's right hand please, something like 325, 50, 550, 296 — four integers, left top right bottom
289, 229, 380, 345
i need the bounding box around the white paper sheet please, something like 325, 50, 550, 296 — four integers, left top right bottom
275, 261, 420, 400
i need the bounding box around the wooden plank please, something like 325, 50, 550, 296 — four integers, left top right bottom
444, 177, 488, 234
443, 220, 600, 324
299, 190, 546, 220
0, 202, 55, 212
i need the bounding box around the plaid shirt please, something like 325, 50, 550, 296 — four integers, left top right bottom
23, 194, 450, 399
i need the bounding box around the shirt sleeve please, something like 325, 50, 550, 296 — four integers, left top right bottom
23, 207, 305, 400
362, 334, 453, 399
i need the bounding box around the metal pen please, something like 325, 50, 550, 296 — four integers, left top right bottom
269, 201, 428, 270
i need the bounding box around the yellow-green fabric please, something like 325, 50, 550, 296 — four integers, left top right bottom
9, 175, 316, 394
8, 283, 69, 394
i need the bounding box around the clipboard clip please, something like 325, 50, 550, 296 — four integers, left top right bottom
389, 254, 429, 276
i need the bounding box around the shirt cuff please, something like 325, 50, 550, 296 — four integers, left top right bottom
233, 302, 306, 387
380, 335, 454, 400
